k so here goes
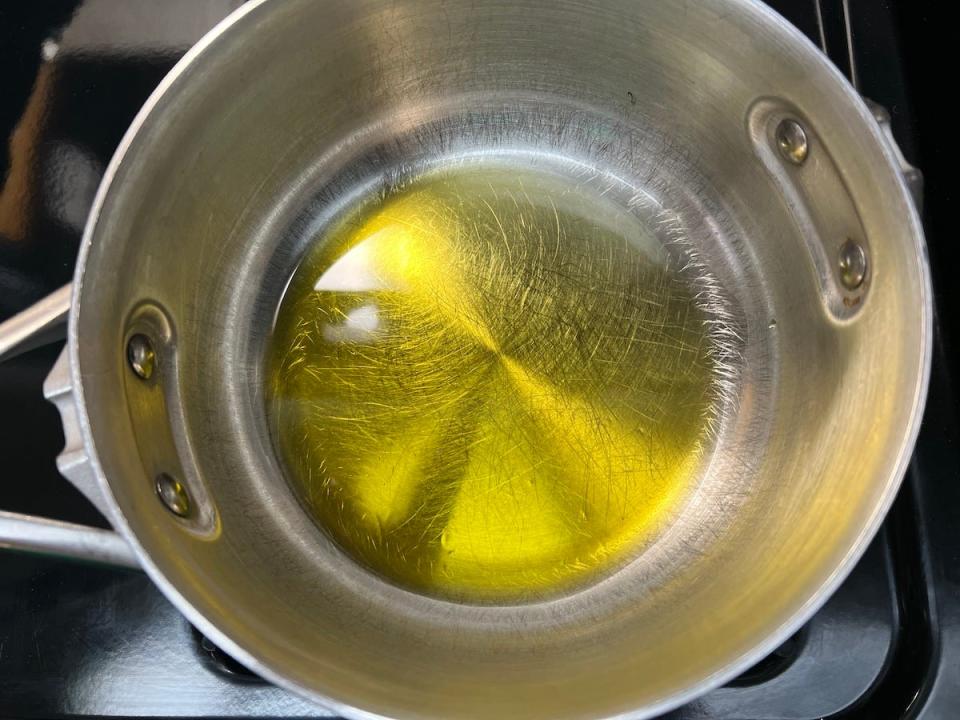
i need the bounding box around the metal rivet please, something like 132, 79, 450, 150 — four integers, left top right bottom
127, 334, 156, 380
776, 118, 809, 165
156, 473, 191, 517
838, 239, 868, 290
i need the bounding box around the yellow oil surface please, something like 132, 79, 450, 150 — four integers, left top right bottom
266, 166, 720, 603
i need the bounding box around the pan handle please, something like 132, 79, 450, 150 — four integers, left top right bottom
0, 288, 140, 569
0, 511, 139, 568
864, 98, 923, 211
0, 283, 71, 362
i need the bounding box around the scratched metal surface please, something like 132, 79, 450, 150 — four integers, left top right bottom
267, 163, 740, 603
0, 0, 953, 718
60, 0, 927, 716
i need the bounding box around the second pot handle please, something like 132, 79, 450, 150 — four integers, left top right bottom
0, 288, 140, 569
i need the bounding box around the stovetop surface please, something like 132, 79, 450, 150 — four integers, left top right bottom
0, 1, 956, 718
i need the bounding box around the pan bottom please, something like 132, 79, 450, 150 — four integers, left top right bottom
265, 159, 735, 603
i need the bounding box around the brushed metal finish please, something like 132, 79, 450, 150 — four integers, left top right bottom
0, 510, 139, 568
0, 283, 70, 361
43, 346, 120, 520
1, 0, 933, 718
0, 296, 133, 557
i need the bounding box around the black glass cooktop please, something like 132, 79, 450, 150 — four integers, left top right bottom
1, 1, 956, 717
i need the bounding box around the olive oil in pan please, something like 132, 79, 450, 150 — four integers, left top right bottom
266, 165, 728, 603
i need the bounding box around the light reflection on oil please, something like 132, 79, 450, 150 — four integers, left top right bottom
266, 166, 723, 602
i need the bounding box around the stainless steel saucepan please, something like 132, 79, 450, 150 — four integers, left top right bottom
0, 0, 930, 718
